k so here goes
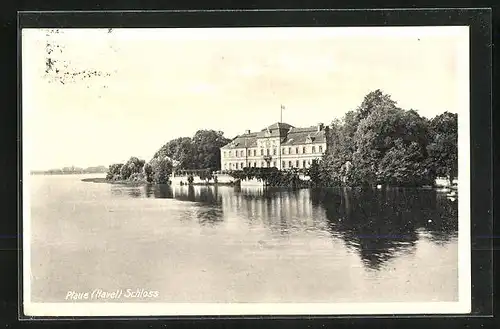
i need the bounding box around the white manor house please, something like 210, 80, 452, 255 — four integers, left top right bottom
220, 122, 328, 171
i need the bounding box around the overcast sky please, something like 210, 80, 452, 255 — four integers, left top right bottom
22, 27, 469, 170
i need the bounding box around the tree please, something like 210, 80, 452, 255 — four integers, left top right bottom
320, 118, 353, 185
319, 89, 435, 187
191, 130, 231, 171
377, 139, 434, 186
152, 130, 231, 172
143, 162, 154, 183
120, 157, 146, 180
355, 89, 397, 123
106, 163, 123, 180
307, 159, 322, 186
151, 157, 173, 184
427, 112, 458, 185
350, 91, 433, 186
152, 137, 194, 169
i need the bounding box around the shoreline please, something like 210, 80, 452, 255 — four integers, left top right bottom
81, 177, 234, 187
81, 177, 457, 191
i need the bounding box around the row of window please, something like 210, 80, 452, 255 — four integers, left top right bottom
223, 146, 323, 158
223, 159, 314, 170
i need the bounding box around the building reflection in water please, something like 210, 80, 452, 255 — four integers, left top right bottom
117, 183, 458, 271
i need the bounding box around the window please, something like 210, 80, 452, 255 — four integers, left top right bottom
303, 147, 306, 153
303, 160, 306, 168
236, 163, 238, 169
288, 147, 291, 154
282, 161, 285, 168
224, 151, 226, 157
319, 146, 323, 152
296, 147, 299, 154
253, 162, 256, 167
273, 148, 276, 155
253, 149, 256, 156
229, 151, 232, 156
241, 162, 244, 169
312, 146, 316, 153
266, 149, 270, 156
282, 148, 285, 154
224, 163, 227, 169
260, 149, 264, 156
248, 150, 251, 156
296, 160, 299, 167
289, 161, 292, 168
273, 161, 276, 167
261, 161, 265, 167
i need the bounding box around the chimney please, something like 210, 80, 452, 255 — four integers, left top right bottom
317, 123, 324, 132
245, 129, 251, 134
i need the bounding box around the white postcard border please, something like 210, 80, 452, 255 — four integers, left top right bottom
22, 25, 472, 317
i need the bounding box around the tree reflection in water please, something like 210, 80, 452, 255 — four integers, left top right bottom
144, 184, 224, 226
119, 183, 457, 271
310, 187, 458, 270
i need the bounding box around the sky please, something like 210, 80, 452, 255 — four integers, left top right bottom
22, 27, 469, 171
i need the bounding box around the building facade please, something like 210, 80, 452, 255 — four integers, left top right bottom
220, 122, 328, 171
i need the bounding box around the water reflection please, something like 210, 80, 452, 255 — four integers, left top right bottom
115, 184, 457, 270
309, 187, 458, 270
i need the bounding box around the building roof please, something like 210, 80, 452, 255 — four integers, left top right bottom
264, 122, 294, 131
281, 126, 327, 146
220, 132, 258, 149
221, 124, 326, 150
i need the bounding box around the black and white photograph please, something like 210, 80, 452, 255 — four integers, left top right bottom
21, 24, 471, 316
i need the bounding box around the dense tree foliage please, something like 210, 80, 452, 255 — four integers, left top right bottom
106, 156, 170, 184
150, 157, 173, 184
143, 162, 154, 183
426, 112, 458, 185
318, 89, 457, 187
152, 130, 231, 171
307, 159, 321, 187
119, 157, 146, 180
153, 137, 193, 169
106, 163, 124, 180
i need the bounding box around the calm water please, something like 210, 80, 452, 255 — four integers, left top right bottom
29, 174, 458, 303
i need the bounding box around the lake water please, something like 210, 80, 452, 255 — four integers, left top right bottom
28, 174, 458, 303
